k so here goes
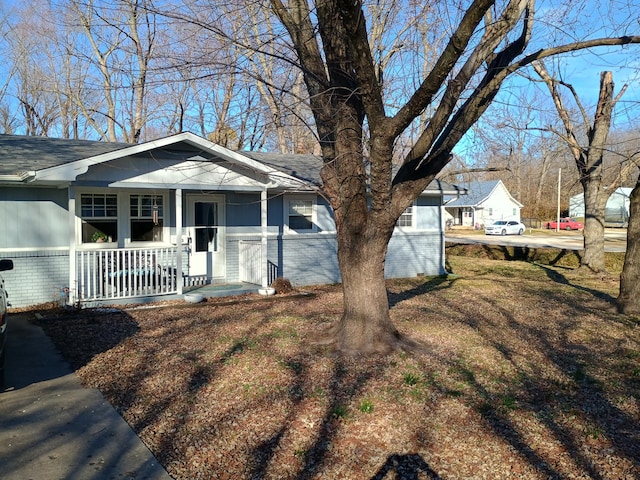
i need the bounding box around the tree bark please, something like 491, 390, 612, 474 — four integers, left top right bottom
617, 181, 640, 313
322, 227, 418, 354
580, 179, 608, 272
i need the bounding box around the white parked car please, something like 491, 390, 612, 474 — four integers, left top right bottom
485, 220, 525, 236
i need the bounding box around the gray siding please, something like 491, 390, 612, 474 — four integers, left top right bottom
0, 187, 69, 249
385, 231, 445, 278
226, 193, 261, 228
1, 250, 69, 308
416, 196, 443, 230
277, 234, 340, 285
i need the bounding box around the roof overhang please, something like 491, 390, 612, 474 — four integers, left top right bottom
27, 132, 308, 189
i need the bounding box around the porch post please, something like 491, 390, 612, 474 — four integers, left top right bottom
261, 188, 268, 288
68, 187, 77, 305
175, 188, 183, 295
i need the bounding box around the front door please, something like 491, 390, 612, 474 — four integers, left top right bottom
187, 195, 225, 280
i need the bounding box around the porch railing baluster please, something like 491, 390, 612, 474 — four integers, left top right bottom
76, 246, 179, 303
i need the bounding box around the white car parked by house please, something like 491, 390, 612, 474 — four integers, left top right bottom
485, 220, 525, 236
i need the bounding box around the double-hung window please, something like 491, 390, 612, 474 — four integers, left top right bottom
80, 193, 118, 243
286, 197, 316, 233
397, 204, 414, 228
130, 194, 164, 242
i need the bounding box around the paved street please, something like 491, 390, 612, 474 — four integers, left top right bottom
446, 228, 627, 253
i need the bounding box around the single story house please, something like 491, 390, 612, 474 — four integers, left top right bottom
569, 187, 631, 225
444, 179, 522, 228
0, 132, 464, 308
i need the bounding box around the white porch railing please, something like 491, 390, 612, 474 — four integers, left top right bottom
77, 247, 179, 302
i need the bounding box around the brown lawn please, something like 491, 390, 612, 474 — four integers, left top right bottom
35, 253, 640, 479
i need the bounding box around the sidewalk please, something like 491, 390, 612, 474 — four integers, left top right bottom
0, 314, 172, 480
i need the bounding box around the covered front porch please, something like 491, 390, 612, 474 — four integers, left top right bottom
55, 133, 303, 307
74, 237, 275, 306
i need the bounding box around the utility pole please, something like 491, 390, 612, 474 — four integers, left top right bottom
556, 168, 561, 233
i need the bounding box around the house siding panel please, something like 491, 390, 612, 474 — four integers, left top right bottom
278, 234, 340, 285
385, 232, 445, 278
416, 196, 443, 230
0, 187, 69, 249
0, 250, 69, 308
226, 193, 261, 228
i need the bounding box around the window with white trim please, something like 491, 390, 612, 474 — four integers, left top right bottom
396, 204, 414, 228
286, 197, 316, 233
130, 194, 164, 242
80, 193, 118, 243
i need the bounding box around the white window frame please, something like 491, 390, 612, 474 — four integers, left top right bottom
396, 202, 416, 229
284, 195, 317, 234
77, 191, 119, 247
128, 193, 167, 244
76, 189, 169, 247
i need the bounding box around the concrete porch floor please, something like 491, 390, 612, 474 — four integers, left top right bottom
82, 282, 261, 308
184, 282, 261, 298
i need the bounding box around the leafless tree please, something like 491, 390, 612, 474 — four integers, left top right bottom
266, 0, 640, 353
534, 63, 637, 272
65, 0, 159, 142
618, 162, 640, 314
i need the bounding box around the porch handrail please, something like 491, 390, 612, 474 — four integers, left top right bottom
77, 246, 179, 302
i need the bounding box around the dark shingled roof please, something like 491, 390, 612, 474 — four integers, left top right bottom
0, 134, 130, 176
241, 151, 323, 186
243, 151, 464, 194
0, 134, 465, 195
445, 179, 500, 207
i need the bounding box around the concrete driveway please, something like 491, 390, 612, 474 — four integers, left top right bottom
0, 314, 172, 480
446, 228, 627, 253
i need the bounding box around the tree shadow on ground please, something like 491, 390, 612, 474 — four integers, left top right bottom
34, 276, 640, 479
35, 309, 140, 370
370, 453, 441, 479
387, 275, 456, 308
448, 290, 640, 479
536, 264, 616, 303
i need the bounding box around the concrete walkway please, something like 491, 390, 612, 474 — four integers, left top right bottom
0, 314, 172, 480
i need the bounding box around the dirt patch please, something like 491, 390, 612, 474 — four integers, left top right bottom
35, 255, 639, 479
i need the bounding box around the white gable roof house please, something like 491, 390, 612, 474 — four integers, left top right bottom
569, 187, 631, 226
0, 132, 465, 309
444, 179, 523, 228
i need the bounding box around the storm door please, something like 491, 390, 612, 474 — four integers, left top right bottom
187, 195, 225, 280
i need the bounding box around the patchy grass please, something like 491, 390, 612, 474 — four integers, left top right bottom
34, 252, 640, 480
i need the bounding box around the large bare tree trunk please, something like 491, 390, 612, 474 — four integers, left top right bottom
326, 229, 410, 354
617, 182, 640, 313
581, 179, 608, 271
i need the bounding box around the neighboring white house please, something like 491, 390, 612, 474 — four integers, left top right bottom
569, 187, 631, 225
444, 179, 523, 228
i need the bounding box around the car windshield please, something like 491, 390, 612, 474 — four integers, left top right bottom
493, 221, 507, 225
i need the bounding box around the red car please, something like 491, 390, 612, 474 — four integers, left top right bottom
545, 217, 584, 230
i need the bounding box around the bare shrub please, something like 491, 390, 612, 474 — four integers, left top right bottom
270, 277, 293, 294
